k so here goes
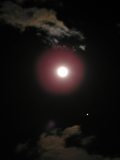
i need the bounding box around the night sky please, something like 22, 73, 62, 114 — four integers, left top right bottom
1, 1, 120, 159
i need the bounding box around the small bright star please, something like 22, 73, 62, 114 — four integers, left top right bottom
57, 66, 69, 78
86, 113, 89, 116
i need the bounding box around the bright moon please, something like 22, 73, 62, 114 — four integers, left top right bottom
57, 66, 69, 78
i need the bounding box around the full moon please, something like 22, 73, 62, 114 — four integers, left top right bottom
36, 46, 85, 94
57, 66, 69, 78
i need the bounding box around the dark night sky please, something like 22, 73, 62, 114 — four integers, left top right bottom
1, 0, 120, 159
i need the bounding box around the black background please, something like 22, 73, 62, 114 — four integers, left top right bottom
1, 0, 120, 158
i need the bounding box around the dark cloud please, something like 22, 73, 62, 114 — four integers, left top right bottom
14, 0, 62, 4
14, 0, 27, 4
81, 136, 95, 146
16, 125, 120, 160
16, 142, 29, 153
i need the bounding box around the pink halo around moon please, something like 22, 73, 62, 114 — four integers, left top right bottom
35, 46, 85, 95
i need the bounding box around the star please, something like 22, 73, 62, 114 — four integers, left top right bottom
86, 113, 89, 116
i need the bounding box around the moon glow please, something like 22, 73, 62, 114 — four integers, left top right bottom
36, 47, 85, 95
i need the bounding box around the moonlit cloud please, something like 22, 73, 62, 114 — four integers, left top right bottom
62, 125, 81, 138
0, 1, 83, 37
38, 126, 120, 160
0, 1, 85, 50
16, 125, 120, 160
